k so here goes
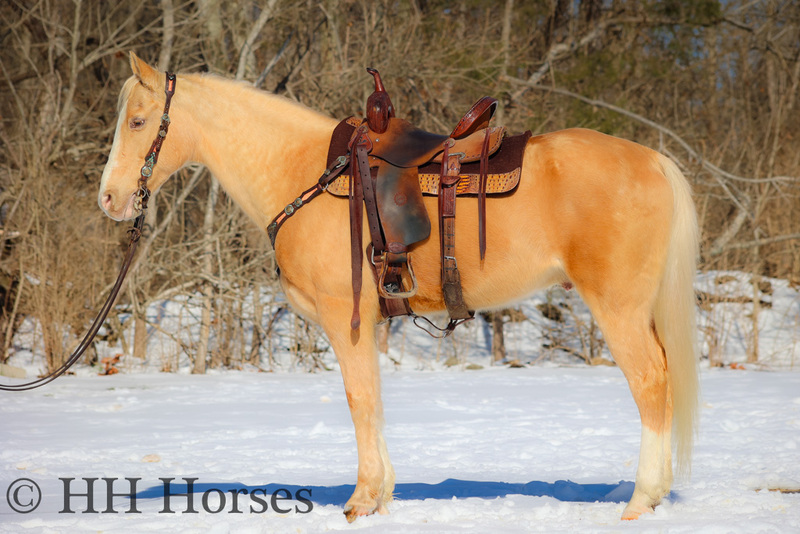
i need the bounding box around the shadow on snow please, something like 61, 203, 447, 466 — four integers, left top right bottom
136, 478, 637, 506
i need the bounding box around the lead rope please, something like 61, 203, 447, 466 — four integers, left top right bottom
0, 72, 175, 392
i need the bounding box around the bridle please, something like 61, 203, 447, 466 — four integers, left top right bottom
0, 72, 176, 392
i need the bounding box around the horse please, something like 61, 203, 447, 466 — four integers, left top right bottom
99, 53, 699, 522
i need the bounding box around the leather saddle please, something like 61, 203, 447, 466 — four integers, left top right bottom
324, 69, 531, 333
347, 115, 506, 250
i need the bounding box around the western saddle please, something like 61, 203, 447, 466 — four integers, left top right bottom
268, 68, 530, 336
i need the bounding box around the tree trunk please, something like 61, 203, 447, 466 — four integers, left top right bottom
193, 178, 219, 374
132, 315, 148, 360
491, 312, 506, 363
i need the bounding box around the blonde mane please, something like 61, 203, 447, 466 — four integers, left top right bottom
182, 71, 337, 129
117, 69, 336, 130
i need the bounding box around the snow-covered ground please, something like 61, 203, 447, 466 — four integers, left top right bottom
1, 367, 798, 532
5, 270, 798, 376
1, 271, 798, 532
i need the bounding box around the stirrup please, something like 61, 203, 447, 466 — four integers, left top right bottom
377, 254, 419, 299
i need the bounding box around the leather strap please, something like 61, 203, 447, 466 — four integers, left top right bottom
0, 72, 176, 392
135, 72, 176, 212
349, 144, 366, 330
438, 141, 473, 322
355, 138, 384, 256
478, 128, 491, 261
382, 294, 412, 318
267, 155, 349, 249
351, 129, 415, 327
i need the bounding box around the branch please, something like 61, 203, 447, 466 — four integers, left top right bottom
236, 0, 280, 81
508, 77, 797, 185
707, 206, 749, 257
254, 31, 293, 90
102, 166, 207, 298
157, 0, 175, 71
318, 4, 345, 71
78, 8, 157, 72
510, 16, 649, 101
503, 77, 760, 249
501, 0, 514, 77
712, 233, 800, 254
58, 0, 83, 127
504, 77, 800, 258
136, 166, 207, 267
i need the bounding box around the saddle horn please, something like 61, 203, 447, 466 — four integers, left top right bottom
365, 67, 395, 134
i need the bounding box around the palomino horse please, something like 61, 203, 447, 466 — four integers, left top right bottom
99, 53, 699, 521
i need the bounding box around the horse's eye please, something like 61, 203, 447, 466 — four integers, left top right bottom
129, 118, 146, 130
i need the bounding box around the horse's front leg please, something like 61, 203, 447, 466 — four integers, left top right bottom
316, 294, 395, 522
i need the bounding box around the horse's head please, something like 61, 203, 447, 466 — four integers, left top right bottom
99, 53, 189, 220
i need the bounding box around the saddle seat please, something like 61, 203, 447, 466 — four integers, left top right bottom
336, 118, 507, 250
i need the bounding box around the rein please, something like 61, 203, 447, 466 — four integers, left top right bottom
0, 72, 176, 392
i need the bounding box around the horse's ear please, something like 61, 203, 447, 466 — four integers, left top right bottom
129, 52, 162, 93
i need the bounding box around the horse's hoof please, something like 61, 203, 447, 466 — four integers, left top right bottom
621, 501, 655, 520
343, 506, 362, 523
343, 504, 374, 523
621, 509, 641, 521
343, 501, 388, 523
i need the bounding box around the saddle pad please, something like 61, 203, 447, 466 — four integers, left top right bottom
324, 118, 531, 198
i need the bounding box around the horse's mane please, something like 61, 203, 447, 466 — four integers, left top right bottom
117, 71, 334, 127
184, 72, 335, 125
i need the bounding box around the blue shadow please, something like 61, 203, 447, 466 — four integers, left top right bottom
136, 478, 636, 506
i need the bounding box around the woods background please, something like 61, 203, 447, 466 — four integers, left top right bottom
1, 0, 798, 372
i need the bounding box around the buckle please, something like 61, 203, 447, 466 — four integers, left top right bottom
133, 184, 151, 213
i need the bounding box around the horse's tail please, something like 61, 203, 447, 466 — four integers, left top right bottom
654, 154, 700, 478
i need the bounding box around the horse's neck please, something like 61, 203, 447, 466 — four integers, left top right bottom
180, 74, 338, 228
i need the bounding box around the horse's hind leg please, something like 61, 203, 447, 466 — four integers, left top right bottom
316, 295, 395, 522
583, 298, 673, 519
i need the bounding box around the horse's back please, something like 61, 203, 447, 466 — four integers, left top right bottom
524, 127, 669, 193
408, 128, 677, 311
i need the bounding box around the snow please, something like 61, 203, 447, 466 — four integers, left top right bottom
2, 367, 799, 532
1, 270, 799, 531
6, 271, 799, 376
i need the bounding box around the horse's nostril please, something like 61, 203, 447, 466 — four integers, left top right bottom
101, 192, 113, 210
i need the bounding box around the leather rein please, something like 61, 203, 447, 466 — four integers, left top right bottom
0, 72, 176, 392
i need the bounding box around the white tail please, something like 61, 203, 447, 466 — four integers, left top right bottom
654, 154, 700, 477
